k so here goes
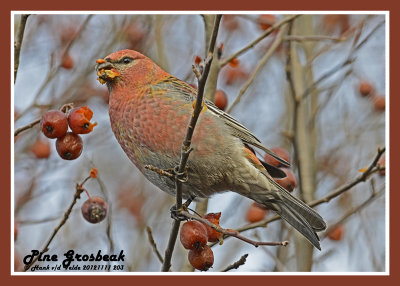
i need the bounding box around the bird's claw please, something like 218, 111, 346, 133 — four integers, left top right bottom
173, 166, 189, 183
169, 205, 187, 221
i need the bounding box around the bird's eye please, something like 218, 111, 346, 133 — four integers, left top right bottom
122, 57, 132, 64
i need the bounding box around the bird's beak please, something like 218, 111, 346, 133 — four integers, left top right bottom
95, 59, 120, 85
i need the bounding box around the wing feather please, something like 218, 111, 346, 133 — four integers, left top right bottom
155, 76, 290, 167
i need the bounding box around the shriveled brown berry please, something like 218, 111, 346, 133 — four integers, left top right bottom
180, 221, 208, 250
202, 213, 223, 242
55, 132, 83, 160
40, 110, 68, 139
359, 81, 374, 97
188, 245, 214, 271
31, 138, 51, 159
275, 168, 297, 192
264, 147, 290, 167
246, 202, 268, 223
68, 106, 97, 134
327, 224, 344, 241
214, 90, 228, 111
81, 196, 108, 223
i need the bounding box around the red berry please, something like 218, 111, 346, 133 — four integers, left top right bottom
61, 52, 74, 69
214, 90, 228, 111
68, 106, 97, 134
31, 138, 51, 159
228, 57, 239, 68
194, 55, 202, 65
188, 245, 214, 271
275, 168, 297, 192
359, 81, 374, 97
55, 132, 83, 160
180, 221, 208, 250
372, 95, 385, 112
258, 14, 276, 30
202, 213, 223, 242
327, 225, 344, 241
40, 110, 68, 139
81, 196, 108, 224
246, 202, 268, 223
264, 147, 290, 167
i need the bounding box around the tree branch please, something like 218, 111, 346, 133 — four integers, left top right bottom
215, 147, 385, 239
14, 14, 30, 83
24, 174, 94, 271
161, 15, 222, 272
221, 254, 248, 272
227, 24, 287, 114
220, 15, 300, 67
146, 226, 164, 264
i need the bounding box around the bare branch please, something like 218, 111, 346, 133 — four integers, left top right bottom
14, 14, 30, 83
220, 15, 300, 67
14, 118, 40, 137
146, 226, 164, 264
220, 147, 386, 237
24, 174, 94, 271
284, 35, 345, 42
227, 24, 287, 114
322, 187, 385, 239
221, 254, 248, 272
182, 210, 288, 248
161, 15, 222, 272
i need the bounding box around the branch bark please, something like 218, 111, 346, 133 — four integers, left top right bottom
14, 14, 30, 84
161, 15, 222, 272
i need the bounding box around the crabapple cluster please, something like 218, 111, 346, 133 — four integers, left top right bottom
40, 106, 97, 160
180, 213, 224, 271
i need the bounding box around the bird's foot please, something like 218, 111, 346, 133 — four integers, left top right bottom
169, 196, 195, 221
169, 205, 187, 221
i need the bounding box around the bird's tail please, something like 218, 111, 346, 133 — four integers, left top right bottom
251, 180, 327, 250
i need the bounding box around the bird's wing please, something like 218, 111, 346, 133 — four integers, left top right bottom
155, 76, 290, 167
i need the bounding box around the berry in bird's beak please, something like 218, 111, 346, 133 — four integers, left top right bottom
96, 59, 120, 84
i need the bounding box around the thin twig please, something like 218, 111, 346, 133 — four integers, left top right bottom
221, 254, 248, 272
182, 210, 288, 248
218, 147, 385, 238
14, 14, 30, 83
146, 226, 164, 264
14, 103, 74, 137
220, 15, 300, 67
309, 147, 385, 207
24, 175, 93, 271
144, 165, 174, 179
161, 15, 222, 273
14, 118, 40, 137
284, 35, 345, 42
322, 187, 385, 239
227, 24, 287, 114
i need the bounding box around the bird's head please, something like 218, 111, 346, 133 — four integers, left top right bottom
95, 49, 164, 88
